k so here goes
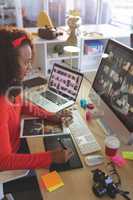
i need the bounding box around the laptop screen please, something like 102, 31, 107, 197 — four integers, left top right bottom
48, 63, 83, 101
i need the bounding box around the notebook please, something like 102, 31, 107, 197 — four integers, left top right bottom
27, 63, 83, 112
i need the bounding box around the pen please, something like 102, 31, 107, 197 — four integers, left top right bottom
57, 138, 67, 150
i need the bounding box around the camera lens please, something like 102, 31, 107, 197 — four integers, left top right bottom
92, 184, 107, 197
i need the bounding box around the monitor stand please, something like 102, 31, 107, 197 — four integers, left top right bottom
89, 88, 133, 146
97, 118, 113, 136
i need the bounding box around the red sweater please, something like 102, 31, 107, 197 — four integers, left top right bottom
0, 95, 53, 171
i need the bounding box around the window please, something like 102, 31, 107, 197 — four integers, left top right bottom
48, 0, 66, 26
111, 0, 133, 28
48, 0, 112, 26
20, 0, 112, 27
48, 0, 98, 26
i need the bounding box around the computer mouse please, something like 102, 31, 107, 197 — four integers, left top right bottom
84, 154, 104, 166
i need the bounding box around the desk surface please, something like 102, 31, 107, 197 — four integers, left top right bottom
27, 79, 133, 200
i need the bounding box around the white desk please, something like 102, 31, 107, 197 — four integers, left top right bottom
26, 78, 133, 200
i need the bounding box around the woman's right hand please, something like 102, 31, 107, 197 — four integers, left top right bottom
51, 148, 74, 164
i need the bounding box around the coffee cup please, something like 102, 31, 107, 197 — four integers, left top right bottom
105, 136, 120, 157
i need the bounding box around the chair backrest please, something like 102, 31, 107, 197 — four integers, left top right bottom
0, 170, 29, 199
37, 11, 54, 28
0, 170, 29, 184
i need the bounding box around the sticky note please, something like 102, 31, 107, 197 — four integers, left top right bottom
122, 151, 133, 160
41, 171, 64, 192
110, 155, 127, 167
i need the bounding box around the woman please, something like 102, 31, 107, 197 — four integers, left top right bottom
0, 26, 73, 171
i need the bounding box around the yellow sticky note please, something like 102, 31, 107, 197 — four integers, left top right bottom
41, 171, 64, 192
122, 151, 133, 160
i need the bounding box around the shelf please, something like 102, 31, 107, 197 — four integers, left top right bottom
29, 25, 131, 76
0, 0, 22, 26
83, 53, 102, 57
48, 55, 79, 61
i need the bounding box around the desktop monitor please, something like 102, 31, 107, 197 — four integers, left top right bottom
89, 39, 133, 144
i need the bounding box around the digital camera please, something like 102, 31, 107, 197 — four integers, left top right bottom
91, 169, 118, 198
38, 26, 63, 40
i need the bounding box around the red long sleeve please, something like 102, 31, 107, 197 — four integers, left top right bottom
21, 98, 55, 119
0, 96, 52, 171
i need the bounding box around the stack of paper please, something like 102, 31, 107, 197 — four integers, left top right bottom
41, 171, 64, 192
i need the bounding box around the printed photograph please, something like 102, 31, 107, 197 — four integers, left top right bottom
21, 118, 63, 137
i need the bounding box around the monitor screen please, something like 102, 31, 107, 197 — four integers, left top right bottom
48, 63, 83, 101
92, 39, 133, 133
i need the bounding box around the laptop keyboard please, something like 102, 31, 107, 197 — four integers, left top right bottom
41, 90, 67, 105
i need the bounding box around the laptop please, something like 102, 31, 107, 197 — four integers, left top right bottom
27, 63, 83, 112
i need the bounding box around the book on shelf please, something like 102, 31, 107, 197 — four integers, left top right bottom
84, 40, 103, 55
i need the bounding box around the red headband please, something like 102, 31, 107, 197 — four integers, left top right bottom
12, 35, 28, 48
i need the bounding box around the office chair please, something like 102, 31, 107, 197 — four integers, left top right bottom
37, 11, 54, 28
0, 170, 29, 200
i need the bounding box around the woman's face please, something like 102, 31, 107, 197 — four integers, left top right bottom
18, 44, 32, 80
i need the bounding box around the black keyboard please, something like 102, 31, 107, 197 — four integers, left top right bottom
41, 90, 67, 105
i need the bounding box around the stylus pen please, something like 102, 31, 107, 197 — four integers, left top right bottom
57, 138, 67, 150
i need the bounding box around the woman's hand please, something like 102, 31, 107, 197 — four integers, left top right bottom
51, 147, 74, 163
55, 110, 73, 126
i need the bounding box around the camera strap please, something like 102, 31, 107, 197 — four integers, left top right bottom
118, 190, 131, 200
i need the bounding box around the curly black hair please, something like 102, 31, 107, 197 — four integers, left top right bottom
0, 26, 34, 95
